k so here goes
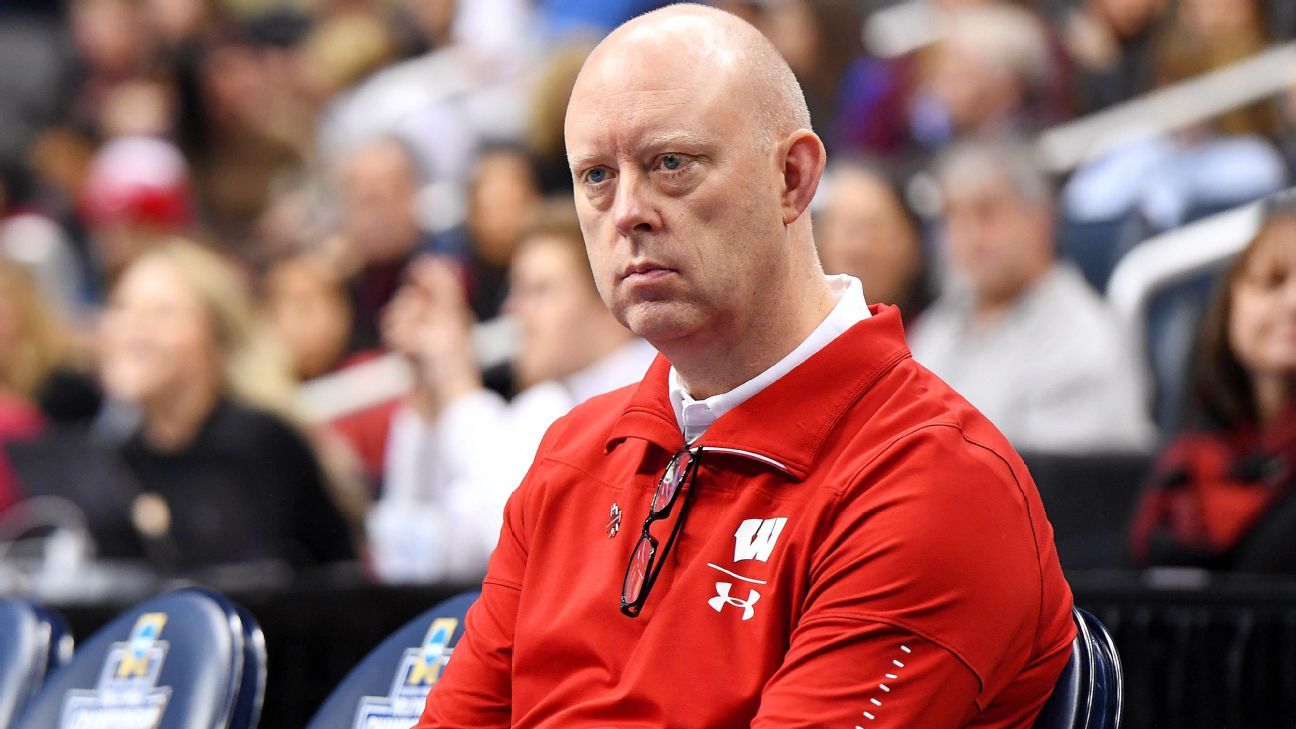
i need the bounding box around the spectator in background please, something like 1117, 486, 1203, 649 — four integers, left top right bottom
0, 258, 81, 513
1, 159, 86, 319
0, 10, 75, 176
918, 5, 1059, 146
369, 204, 655, 582
753, 0, 867, 149
443, 144, 543, 322
98, 240, 354, 573
909, 139, 1155, 454
1063, 0, 1285, 232
80, 135, 196, 289
1062, 0, 1167, 114
328, 136, 432, 353
264, 253, 353, 383
67, 0, 160, 135
263, 251, 399, 490
1132, 193, 1296, 573
190, 30, 310, 248
816, 159, 931, 323
527, 39, 597, 193
845, 4, 1060, 164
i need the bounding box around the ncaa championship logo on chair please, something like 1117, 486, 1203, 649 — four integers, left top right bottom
60, 613, 173, 729
352, 616, 460, 729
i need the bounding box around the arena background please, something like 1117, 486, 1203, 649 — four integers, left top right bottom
2, 0, 1296, 726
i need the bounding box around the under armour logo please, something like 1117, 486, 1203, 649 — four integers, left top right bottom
708, 582, 760, 621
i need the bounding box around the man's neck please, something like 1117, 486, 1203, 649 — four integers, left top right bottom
971, 263, 1052, 327
666, 275, 837, 400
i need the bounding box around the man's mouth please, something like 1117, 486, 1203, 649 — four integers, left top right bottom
619, 261, 676, 283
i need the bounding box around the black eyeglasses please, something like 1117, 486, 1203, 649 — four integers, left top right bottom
620, 446, 704, 618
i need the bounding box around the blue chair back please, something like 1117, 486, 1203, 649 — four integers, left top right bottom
1034, 607, 1123, 729
1143, 267, 1224, 431
305, 591, 478, 729
188, 588, 267, 729
0, 599, 73, 727
14, 587, 257, 729
1059, 216, 1135, 293
230, 602, 267, 729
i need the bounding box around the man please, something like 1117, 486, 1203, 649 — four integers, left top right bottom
909, 139, 1156, 454
419, 6, 1074, 727
328, 136, 432, 353
371, 204, 656, 582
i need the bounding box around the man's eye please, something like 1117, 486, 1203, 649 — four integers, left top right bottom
661, 154, 682, 171
585, 168, 608, 184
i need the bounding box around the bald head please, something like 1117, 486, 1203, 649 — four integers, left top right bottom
562, 2, 832, 396
572, 4, 811, 147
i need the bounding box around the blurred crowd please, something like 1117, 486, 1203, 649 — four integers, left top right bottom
0, 0, 1294, 589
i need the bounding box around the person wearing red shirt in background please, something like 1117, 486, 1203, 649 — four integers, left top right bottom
419, 5, 1074, 728
1132, 192, 1296, 572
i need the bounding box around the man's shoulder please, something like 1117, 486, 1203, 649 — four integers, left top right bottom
532, 380, 647, 460
829, 355, 1026, 484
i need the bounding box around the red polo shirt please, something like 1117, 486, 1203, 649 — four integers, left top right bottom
420, 305, 1075, 728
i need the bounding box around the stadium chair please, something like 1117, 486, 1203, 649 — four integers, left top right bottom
14, 586, 266, 729
209, 594, 269, 729
305, 591, 479, 729
1143, 268, 1221, 431
1058, 215, 1142, 293
0, 599, 73, 727
1034, 607, 1124, 729
1107, 201, 1261, 432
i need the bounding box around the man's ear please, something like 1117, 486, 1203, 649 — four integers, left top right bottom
778, 130, 827, 226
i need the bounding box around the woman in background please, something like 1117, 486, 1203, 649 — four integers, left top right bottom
0, 258, 77, 512
1131, 194, 1296, 572
99, 239, 354, 572
816, 160, 931, 324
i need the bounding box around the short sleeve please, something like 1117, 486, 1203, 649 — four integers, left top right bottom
753, 425, 1066, 726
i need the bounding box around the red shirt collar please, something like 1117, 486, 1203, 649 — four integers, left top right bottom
605, 304, 912, 479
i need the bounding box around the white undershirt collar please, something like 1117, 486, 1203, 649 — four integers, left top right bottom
668, 274, 870, 443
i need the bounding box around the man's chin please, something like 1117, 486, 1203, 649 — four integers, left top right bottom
621, 301, 703, 345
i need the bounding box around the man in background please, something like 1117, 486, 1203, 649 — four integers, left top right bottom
910, 138, 1156, 454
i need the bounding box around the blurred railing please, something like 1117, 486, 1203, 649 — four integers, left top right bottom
1037, 43, 1296, 173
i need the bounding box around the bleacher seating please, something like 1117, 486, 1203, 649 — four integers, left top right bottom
0, 599, 72, 727
305, 590, 477, 729
15, 587, 265, 729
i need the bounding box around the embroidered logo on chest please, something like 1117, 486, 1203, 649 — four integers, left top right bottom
704, 516, 789, 621
733, 517, 788, 562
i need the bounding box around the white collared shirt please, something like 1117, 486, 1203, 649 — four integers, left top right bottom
669, 274, 871, 443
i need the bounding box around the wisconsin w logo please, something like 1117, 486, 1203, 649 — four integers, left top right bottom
733, 517, 788, 562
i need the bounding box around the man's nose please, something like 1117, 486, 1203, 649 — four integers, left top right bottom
612, 172, 660, 238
